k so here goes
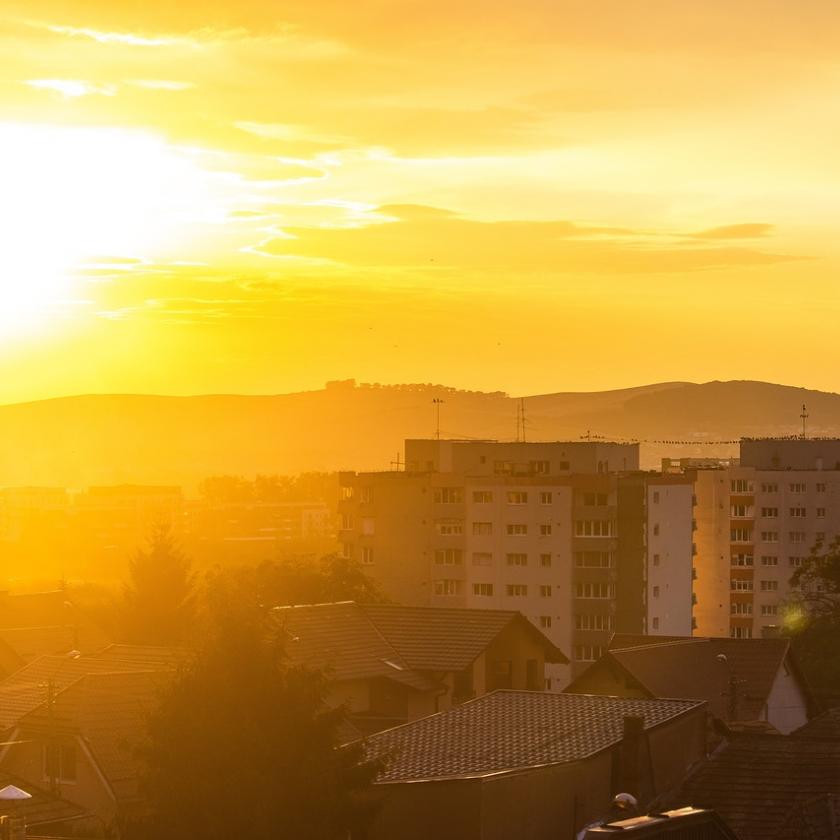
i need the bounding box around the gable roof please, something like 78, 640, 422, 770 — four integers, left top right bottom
86, 644, 185, 670
664, 735, 840, 840
775, 793, 840, 840
275, 601, 567, 690
0, 624, 111, 664
19, 670, 168, 805
793, 706, 840, 740
0, 772, 90, 827
572, 635, 801, 721
0, 652, 174, 732
365, 690, 704, 783
274, 602, 438, 692
360, 603, 568, 669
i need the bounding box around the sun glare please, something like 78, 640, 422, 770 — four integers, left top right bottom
0, 123, 217, 337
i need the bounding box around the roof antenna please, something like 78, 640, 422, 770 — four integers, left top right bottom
800, 403, 809, 439
432, 398, 444, 440
521, 397, 527, 443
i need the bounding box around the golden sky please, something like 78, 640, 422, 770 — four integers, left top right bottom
1, 1, 840, 402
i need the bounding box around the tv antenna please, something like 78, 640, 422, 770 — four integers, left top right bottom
432, 398, 444, 440
800, 403, 809, 439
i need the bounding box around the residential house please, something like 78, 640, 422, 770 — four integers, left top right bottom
582, 807, 738, 839
565, 634, 813, 733
276, 601, 567, 733
360, 690, 708, 840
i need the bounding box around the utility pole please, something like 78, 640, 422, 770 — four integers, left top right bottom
520, 397, 527, 443
432, 398, 444, 440
800, 403, 809, 439
46, 680, 58, 796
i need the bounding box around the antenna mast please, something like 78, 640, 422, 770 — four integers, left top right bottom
432, 398, 444, 440
800, 403, 809, 439
521, 397, 526, 443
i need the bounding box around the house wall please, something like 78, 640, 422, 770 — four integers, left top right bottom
765, 659, 809, 734
0, 734, 117, 823
563, 659, 648, 700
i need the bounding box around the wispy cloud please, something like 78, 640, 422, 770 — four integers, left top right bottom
126, 79, 195, 91
690, 223, 775, 240
41, 23, 182, 47
25, 79, 117, 98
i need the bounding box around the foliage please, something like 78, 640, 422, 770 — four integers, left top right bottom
121, 523, 194, 645
783, 535, 840, 706
137, 606, 381, 840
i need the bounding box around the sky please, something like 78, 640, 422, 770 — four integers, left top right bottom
1, 0, 840, 403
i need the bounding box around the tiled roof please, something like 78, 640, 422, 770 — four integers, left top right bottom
0, 653, 170, 731
0, 624, 111, 663
665, 735, 840, 840
87, 644, 185, 669
365, 690, 704, 783
793, 706, 840, 740
588, 636, 795, 720
361, 603, 568, 669
0, 773, 90, 826
275, 603, 438, 692
610, 634, 697, 650
20, 670, 170, 804
775, 793, 840, 840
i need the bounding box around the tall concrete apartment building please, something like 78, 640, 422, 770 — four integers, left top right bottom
691, 438, 840, 639
339, 440, 694, 687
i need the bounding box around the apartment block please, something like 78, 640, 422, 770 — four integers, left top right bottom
339, 440, 694, 687
690, 438, 840, 639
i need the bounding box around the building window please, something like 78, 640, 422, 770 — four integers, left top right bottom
653, 491, 660, 504
540, 553, 552, 567
472, 490, 493, 503
575, 582, 614, 599
730, 627, 753, 639
342, 542, 354, 559
816, 531, 826, 543
760, 531, 779, 543
731, 554, 754, 567
434, 579, 461, 596
789, 556, 804, 567
340, 513, 355, 531
506, 584, 528, 597
434, 549, 463, 565
472, 583, 494, 596
652, 553, 660, 567
789, 507, 807, 518
539, 523, 552, 537
652, 586, 660, 598
507, 491, 528, 505
816, 483, 827, 493
760, 555, 778, 566
731, 479, 753, 493
761, 482, 779, 493
582, 492, 609, 506
362, 547, 374, 565
506, 523, 528, 536
761, 604, 779, 616
730, 505, 752, 517
575, 613, 614, 631
435, 520, 462, 536
817, 507, 827, 519
506, 553, 528, 566
530, 460, 550, 474
574, 520, 614, 537
730, 527, 752, 543
574, 644, 604, 662
789, 483, 806, 493
434, 487, 464, 504
472, 521, 493, 536
539, 615, 552, 629
340, 485, 354, 501
575, 551, 613, 568
539, 584, 552, 598
652, 617, 660, 630
359, 486, 373, 504
789, 531, 807, 544
44, 744, 77, 784
540, 492, 553, 505
760, 580, 779, 591
730, 579, 753, 591
472, 552, 493, 566
731, 602, 753, 615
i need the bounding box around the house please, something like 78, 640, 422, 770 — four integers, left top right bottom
360, 690, 708, 840
0, 647, 178, 831
276, 601, 567, 733
662, 733, 840, 840
565, 634, 813, 733
0, 773, 103, 836
582, 807, 738, 839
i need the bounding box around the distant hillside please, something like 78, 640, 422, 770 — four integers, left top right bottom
0, 379, 838, 491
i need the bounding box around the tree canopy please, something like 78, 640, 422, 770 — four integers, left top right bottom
138, 605, 380, 840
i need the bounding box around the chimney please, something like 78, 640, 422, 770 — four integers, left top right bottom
619, 715, 645, 799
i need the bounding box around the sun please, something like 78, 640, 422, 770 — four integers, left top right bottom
0, 122, 217, 338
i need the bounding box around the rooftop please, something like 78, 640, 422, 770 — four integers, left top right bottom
364, 690, 704, 783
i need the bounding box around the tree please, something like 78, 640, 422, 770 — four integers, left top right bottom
783, 535, 840, 706
121, 523, 194, 645
138, 606, 380, 840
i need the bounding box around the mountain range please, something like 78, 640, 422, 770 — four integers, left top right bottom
1, 379, 837, 492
